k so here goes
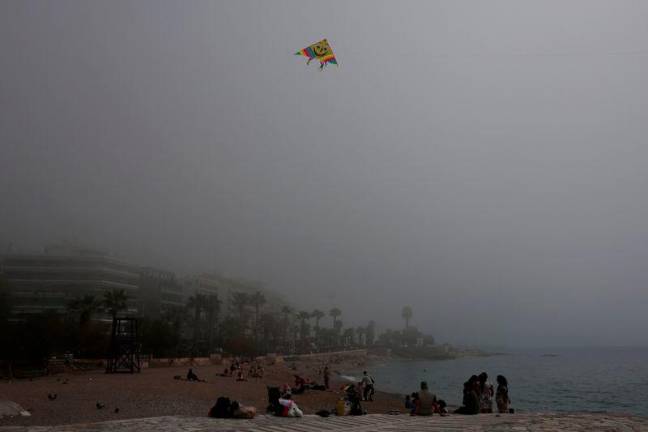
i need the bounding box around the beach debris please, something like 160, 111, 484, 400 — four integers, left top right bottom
47, 393, 57, 401
96, 402, 105, 410
0, 400, 31, 418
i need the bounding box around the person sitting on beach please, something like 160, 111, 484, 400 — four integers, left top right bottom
236, 369, 247, 382
495, 375, 511, 413
454, 376, 480, 415
404, 394, 414, 411
361, 371, 375, 401
478, 372, 494, 413
231, 401, 257, 419
278, 394, 304, 417
414, 381, 437, 416
409, 392, 419, 415
255, 365, 264, 378
437, 399, 449, 416
187, 368, 200, 382
293, 375, 306, 394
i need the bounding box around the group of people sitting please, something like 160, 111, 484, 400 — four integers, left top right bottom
219, 359, 264, 381
455, 372, 511, 415
404, 373, 511, 416
405, 381, 448, 416
204, 363, 512, 420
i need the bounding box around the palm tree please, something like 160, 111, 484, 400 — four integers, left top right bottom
259, 313, 280, 352
366, 320, 376, 346
329, 307, 341, 328
401, 305, 413, 329
103, 289, 128, 321
311, 309, 325, 330
205, 294, 221, 352
187, 293, 207, 351
280, 305, 293, 347
249, 291, 266, 348
231, 292, 250, 319
343, 327, 355, 346
281, 305, 293, 323
67, 295, 100, 328
67, 294, 101, 356
296, 311, 311, 341
356, 326, 366, 346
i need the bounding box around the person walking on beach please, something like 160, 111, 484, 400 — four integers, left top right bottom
478, 372, 494, 413
323, 365, 330, 390
361, 371, 375, 401
495, 375, 511, 413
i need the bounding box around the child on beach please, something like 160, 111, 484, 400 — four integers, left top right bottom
405, 394, 414, 412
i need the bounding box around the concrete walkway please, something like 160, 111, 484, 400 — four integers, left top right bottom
1, 413, 648, 432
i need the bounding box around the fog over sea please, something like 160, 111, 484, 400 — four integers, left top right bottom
348, 347, 648, 416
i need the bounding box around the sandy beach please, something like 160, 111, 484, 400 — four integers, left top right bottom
0, 357, 403, 427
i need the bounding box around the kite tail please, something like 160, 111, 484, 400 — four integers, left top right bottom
307, 58, 312, 65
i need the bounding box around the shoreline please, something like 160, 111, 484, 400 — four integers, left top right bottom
0, 353, 404, 427
3, 349, 647, 426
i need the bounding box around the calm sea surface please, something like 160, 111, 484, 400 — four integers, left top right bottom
348, 347, 648, 415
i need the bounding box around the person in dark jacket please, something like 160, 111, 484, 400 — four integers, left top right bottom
454, 376, 480, 415
496, 375, 511, 413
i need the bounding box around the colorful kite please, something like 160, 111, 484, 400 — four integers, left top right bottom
295, 39, 338, 70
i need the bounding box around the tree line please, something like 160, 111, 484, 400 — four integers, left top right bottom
0, 275, 430, 369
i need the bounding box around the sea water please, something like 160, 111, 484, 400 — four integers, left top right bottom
352, 347, 648, 415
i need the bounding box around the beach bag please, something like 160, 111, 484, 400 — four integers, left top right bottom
336, 399, 346, 416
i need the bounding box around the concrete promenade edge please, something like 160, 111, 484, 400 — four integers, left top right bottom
2, 413, 648, 432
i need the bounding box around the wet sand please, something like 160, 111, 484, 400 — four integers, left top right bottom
0, 361, 403, 426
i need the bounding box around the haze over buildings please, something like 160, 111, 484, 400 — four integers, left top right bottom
2, 0, 648, 347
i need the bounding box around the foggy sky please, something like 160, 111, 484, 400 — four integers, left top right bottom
2, 0, 648, 347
